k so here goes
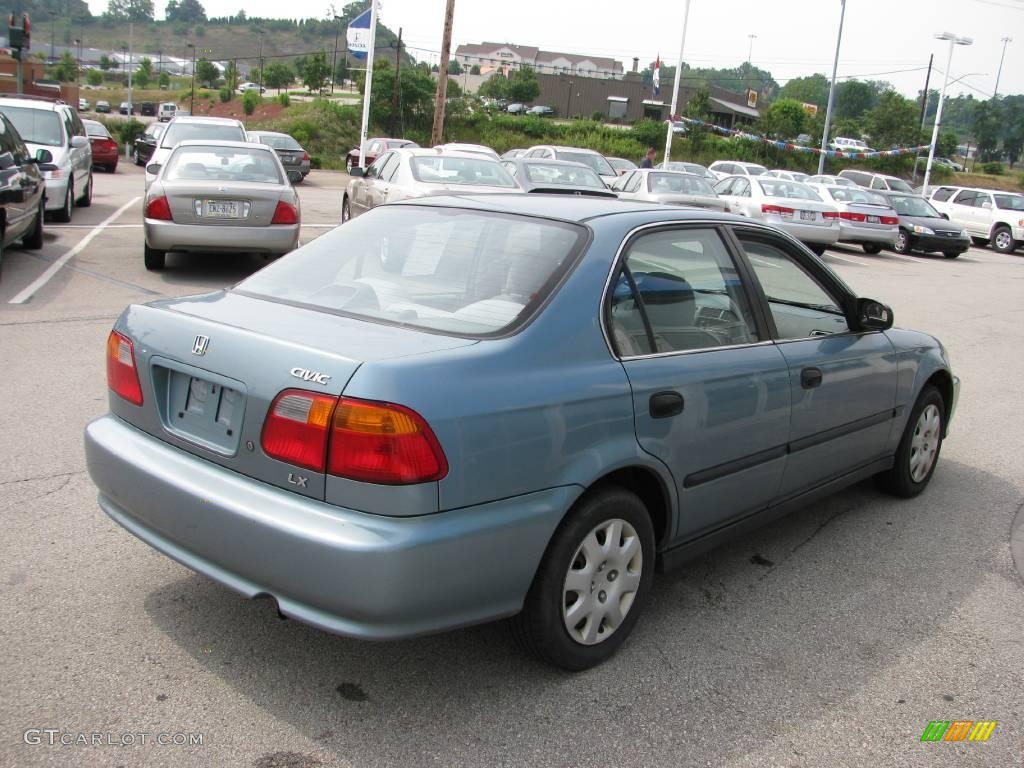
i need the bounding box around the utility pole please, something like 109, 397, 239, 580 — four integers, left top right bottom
663, 0, 693, 165
818, 0, 847, 175
993, 37, 1012, 100
127, 22, 133, 114
430, 0, 455, 146
911, 54, 933, 184
389, 27, 402, 136
332, 15, 343, 94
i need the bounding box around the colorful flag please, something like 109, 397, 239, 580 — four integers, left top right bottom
347, 7, 372, 60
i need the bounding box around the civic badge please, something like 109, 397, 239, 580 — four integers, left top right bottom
192, 335, 210, 355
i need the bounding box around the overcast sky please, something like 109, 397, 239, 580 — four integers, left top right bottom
89, 0, 1023, 98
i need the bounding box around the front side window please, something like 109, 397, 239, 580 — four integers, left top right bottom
237, 206, 587, 337
624, 172, 643, 193
608, 228, 760, 356
364, 152, 389, 179
163, 146, 282, 184
736, 234, 849, 339
378, 152, 402, 182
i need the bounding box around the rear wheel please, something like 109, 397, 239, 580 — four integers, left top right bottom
992, 225, 1016, 254
78, 173, 92, 207
862, 242, 883, 254
875, 386, 945, 498
510, 486, 655, 670
144, 243, 166, 271
23, 199, 44, 249
55, 182, 73, 223
893, 230, 912, 254
970, 236, 989, 247
341, 197, 351, 223
807, 243, 827, 256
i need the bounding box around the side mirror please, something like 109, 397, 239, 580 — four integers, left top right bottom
286, 169, 302, 184
33, 148, 53, 164
70, 135, 89, 149
940, 212, 949, 220
348, 166, 364, 177
981, 201, 992, 210
856, 298, 894, 332
145, 163, 161, 175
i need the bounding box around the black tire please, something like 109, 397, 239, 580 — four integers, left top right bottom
23, 200, 44, 250
992, 225, 1017, 254
341, 197, 351, 223
893, 229, 912, 254
875, 385, 945, 498
55, 181, 73, 223
510, 486, 655, 671
862, 242, 883, 255
78, 173, 92, 207
345, 155, 354, 172
807, 243, 827, 256
144, 243, 166, 271
970, 236, 989, 247
134, 149, 143, 166
943, 251, 961, 259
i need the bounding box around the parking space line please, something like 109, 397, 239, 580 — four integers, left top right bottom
9, 197, 141, 305
880, 252, 920, 263
46, 224, 143, 229
823, 252, 869, 266
19, 252, 162, 296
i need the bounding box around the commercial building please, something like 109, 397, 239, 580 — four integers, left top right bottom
454, 42, 623, 80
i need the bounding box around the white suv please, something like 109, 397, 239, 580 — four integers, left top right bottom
707, 161, 768, 180
0, 96, 93, 221
930, 187, 1024, 253
144, 116, 247, 189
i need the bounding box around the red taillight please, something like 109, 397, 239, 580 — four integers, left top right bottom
840, 211, 866, 222
302, 151, 310, 161
328, 397, 448, 484
261, 389, 337, 471
821, 210, 839, 220
106, 330, 143, 405
881, 215, 899, 225
271, 200, 299, 225
145, 195, 173, 221
762, 204, 794, 218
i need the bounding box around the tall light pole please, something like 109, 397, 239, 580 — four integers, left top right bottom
332, 15, 343, 94
747, 34, 757, 65
256, 28, 264, 94
993, 36, 1012, 100
73, 38, 81, 85
818, 0, 847, 175
923, 32, 973, 193
49, 11, 56, 63
187, 42, 196, 115
663, 0, 693, 165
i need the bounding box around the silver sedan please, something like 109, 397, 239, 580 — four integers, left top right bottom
612, 169, 727, 212
713, 175, 840, 254
807, 184, 899, 254
143, 140, 301, 270
342, 148, 523, 221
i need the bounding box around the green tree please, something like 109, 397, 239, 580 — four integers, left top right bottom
195, 57, 218, 88
469, 64, 480, 75
506, 66, 540, 103
263, 61, 294, 93
478, 72, 510, 100
761, 98, 806, 139
448, 58, 462, 75
937, 131, 959, 158
778, 73, 830, 109
684, 89, 711, 120
301, 50, 330, 94
53, 52, 78, 82
223, 60, 240, 91
365, 58, 435, 131
242, 89, 259, 115
972, 101, 1003, 161
165, 0, 206, 22
158, 70, 171, 89
1001, 97, 1024, 167
99, 54, 112, 71
863, 90, 919, 147
134, 57, 153, 88
105, 0, 154, 21
87, 69, 103, 86
835, 80, 878, 120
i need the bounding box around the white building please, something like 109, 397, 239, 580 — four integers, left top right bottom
453, 42, 623, 80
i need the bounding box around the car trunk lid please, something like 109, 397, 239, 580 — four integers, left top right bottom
160, 180, 286, 227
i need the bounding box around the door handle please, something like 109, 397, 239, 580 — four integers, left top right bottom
800, 367, 823, 389
649, 391, 684, 419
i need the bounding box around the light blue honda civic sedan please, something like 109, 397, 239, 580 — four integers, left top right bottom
85, 195, 958, 670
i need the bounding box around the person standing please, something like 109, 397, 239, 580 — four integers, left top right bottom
639, 147, 657, 168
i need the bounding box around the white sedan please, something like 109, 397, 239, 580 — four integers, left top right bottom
713, 176, 840, 255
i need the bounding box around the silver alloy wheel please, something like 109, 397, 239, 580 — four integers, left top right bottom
909, 404, 941, 482
562, 518, 643, 645
895, 231, 908, 253
994, 230, 1012, 251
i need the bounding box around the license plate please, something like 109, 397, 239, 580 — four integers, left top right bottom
164, 369, 245, 454
283, 156, 299, 164
867, 215, 880, 223
800, 211, 816, 221
203, 200, 241, 218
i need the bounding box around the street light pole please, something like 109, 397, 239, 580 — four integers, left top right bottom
663, 0, 693, 165
256, 29, 264, 94
747, 34, 756, 65
993, 36, 1012, 100
332, 15, 343, 94
923, 32, 973, 193
49, 11, 55, 63
817, 0, 847, 175
187, 42, 196, 115
73, 38, 81, 85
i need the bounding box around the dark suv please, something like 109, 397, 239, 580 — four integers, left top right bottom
139, 102, 157, 117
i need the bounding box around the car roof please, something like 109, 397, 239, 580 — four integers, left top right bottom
400, 147, 501, 160
391, 193, 734, 225
174, 139, 269, 150
0, 96, 66, 112
512, 158, 593, 168
534, 145, 603, 154
168, 116, 244, 126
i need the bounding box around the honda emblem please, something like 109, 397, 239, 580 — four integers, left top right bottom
192, 335, 210, 356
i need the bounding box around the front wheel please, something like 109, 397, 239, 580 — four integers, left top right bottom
144, 243, 166, 271
23, 200, 44, 249
893, 230, 912, 254
862, 243, 883, 255
55, 181, 73, 223
992, 225, 1017, 254
78, 173, 92, 207
510, 486, 655, 670
341, 197, 351, 223
875, 386, 945, 498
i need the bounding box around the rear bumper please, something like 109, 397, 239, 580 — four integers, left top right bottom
838, 222, 897, 245
145, 219, 299, 254
85, 415, 574, 640
772, 219, 840, 245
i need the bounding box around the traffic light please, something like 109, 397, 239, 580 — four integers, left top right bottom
7, 12, 30, 51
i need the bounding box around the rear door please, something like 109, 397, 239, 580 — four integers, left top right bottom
947, 189, 983, 235
609, 225, 791, 542
732, 228, 898, 499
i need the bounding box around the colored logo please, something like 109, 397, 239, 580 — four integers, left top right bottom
920, 721, 997, 742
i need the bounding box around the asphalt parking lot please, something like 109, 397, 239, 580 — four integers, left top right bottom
2, 163, 1022, 768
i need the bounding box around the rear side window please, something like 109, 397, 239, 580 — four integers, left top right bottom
236, 206, 589, 337
995, 194, 1024, 211
932, 187, 957, 202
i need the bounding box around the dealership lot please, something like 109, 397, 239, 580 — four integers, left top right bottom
2, 164, 1022, 767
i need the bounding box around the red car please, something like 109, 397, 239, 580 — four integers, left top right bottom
345, 137, 418, 170
84, 118, 118, 173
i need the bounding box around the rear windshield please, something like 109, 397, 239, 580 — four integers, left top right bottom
826, 187, 888, 205
647, 172, 715, 196
161, 122, 245, 147
84, 122, 110, 138
164, 146, 282, 184
1, 106, 63, 146
525, 162, 605, 188
743, 165, 768, 176
757, 180, 821, 201
886, 178, 914, 192
995, 194, 1024, 211
555, 151, 616, 177
257, 134, 301, 150
409, 156, 517, 188
236, 206, 588, 336
889, 196, 940, 217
